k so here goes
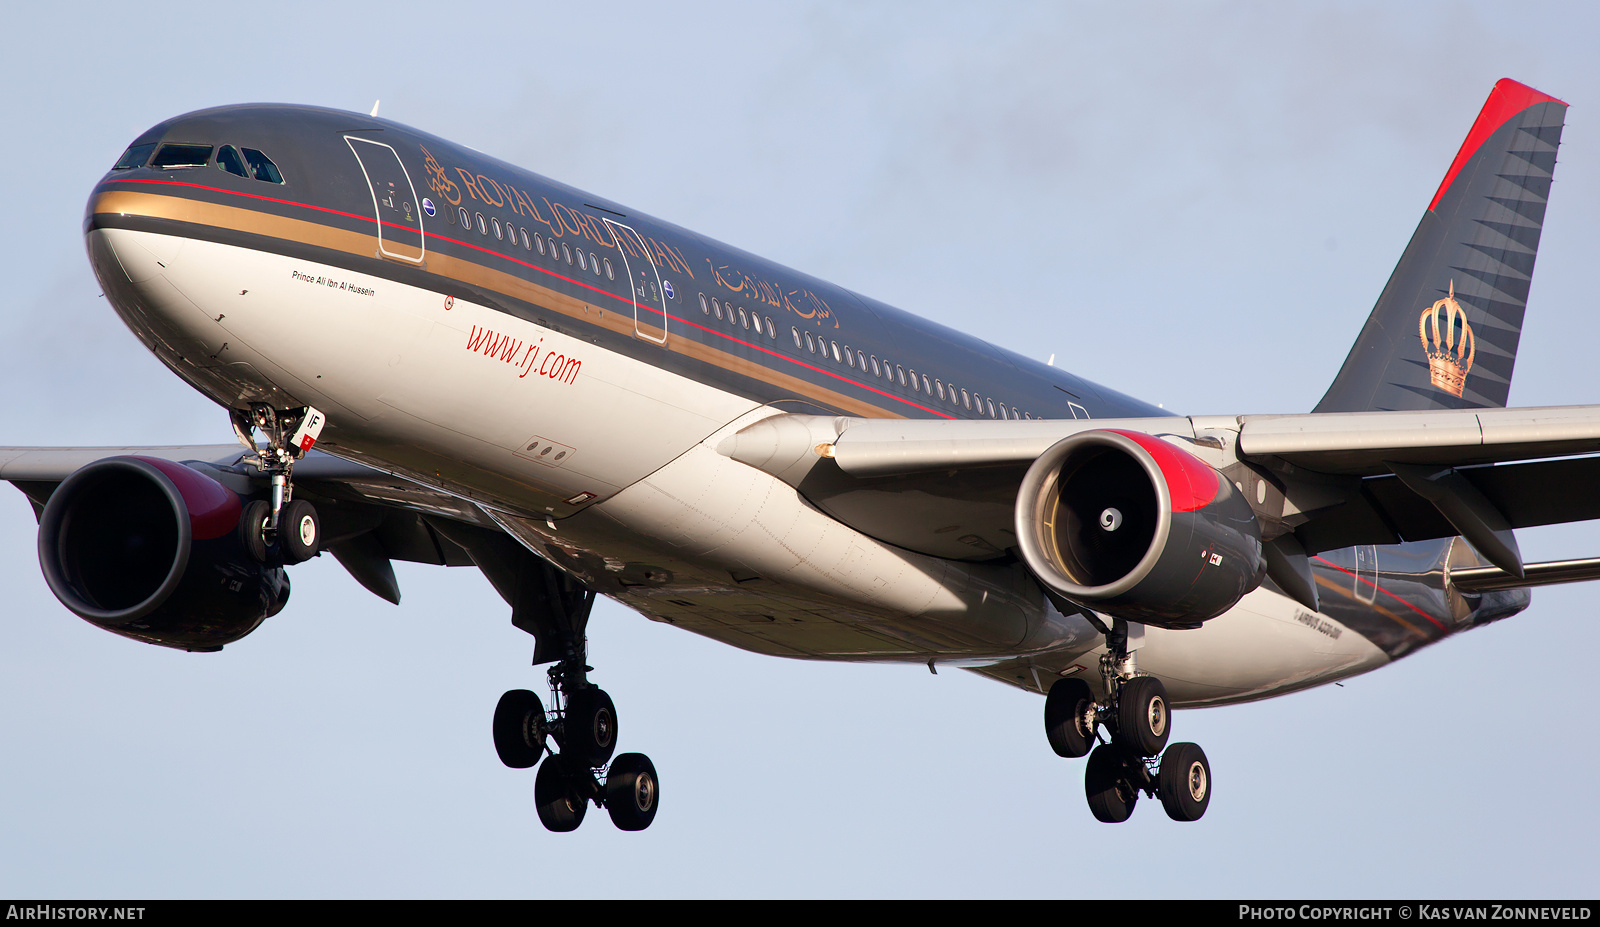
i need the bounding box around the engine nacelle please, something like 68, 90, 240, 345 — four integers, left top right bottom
1015, 429, 1263, 628
37, 456, 289, 651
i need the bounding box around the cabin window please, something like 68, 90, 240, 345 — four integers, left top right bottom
521, 228, 531, 250
534, 233, 545, 254
961, 389, 971, 409
908, 369, 919, 391
829, 341, 840, 362
843, 346, 854, 368
712, 298, 722, 319
562, 242, 573, 264
240, 148, 284, 183
112, 143, 157, 170
999, 403, 1010, 419
462, 207, 473, 230
935, 380, 945, 401
475, 213, 488, 235
491, 217, 503, 240
738, 307, 749, 329
804, 331, 816, 353
792, 327, 802, 348
896, 365, 906, 386
151, 144, 213, 169
922, 374, 932, 394
700, 294, 710, 315
604, 259, 614, 280
870, 356, 881, 377
592, 255, 602, 276
576, 249, 587, 270
727, 306, 738, 327
987, 398, 997, 418
767, 318, 777, 339
215, 145, 248, 178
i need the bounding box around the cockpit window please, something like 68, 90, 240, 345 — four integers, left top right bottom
112, 143, 158, 170
150, 144, 214, 169
216, 145, 249, 178
240, 148, 284, 184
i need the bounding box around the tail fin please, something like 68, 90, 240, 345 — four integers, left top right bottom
1314, 79, 1567, 413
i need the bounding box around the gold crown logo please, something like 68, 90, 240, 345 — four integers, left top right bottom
1419, 280, 1475, 398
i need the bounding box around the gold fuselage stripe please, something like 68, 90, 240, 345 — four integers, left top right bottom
91, 182, 926, 420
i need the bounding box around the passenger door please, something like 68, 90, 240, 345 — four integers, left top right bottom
1353, 544, 1379, 604
603, 218, 667, 345
345, 137, 425, 264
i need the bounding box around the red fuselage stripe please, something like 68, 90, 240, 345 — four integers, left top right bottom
106, 177, 955, 418
1311, 555, 1447, 630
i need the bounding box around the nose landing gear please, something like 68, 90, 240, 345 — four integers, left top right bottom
232, 404, 326, 564
493, 653, 659, 833
1043, 616, 1213, 823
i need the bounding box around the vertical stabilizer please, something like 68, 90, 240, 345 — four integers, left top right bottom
1315, 79, 1567, 413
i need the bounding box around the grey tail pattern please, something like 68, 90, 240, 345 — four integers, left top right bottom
1314, 79, 1567, 414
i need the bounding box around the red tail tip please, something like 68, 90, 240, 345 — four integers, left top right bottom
1427, 79, 1567, 213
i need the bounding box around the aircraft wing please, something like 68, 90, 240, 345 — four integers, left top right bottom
716, 406, 1600, 567
12, 400, 1600, 610
1, 445, 503, 605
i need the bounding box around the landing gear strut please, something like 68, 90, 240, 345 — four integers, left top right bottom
489, 584, 658, 833
232, 404, 326, 564
1043, 615, 1212, 822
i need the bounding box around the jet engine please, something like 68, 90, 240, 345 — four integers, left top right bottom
36, 456, 289, 651
1015, 429, 1263, 628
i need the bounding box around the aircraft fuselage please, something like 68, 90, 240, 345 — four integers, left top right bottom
82, 103, 1527, 706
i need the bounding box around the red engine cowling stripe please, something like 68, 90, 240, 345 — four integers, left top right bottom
134, 457, 242, 541
1106, 430, 1219, 514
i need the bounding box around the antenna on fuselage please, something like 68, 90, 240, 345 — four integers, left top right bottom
1047, 353, 1055, 367
369, 100, 381, 118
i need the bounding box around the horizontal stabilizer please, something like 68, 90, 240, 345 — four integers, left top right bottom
1451, 557, 1600, 594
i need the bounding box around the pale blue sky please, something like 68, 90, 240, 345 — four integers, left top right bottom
1, 1, 1597, 897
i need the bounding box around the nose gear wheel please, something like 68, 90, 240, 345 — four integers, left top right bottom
231, 405, 324, 565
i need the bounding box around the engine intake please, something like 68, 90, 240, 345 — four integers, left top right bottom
1016, 429, 1263, 628
37, 456, 288, 651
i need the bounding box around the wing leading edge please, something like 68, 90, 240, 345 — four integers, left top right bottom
717, 407, 1600, 574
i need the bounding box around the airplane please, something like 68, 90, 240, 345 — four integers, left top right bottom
3, 77, 1589, 830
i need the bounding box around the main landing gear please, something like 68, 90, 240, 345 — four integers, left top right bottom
232, 404, 326, 565
494, 656, 659, 832
1043, 619, 1213, 823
